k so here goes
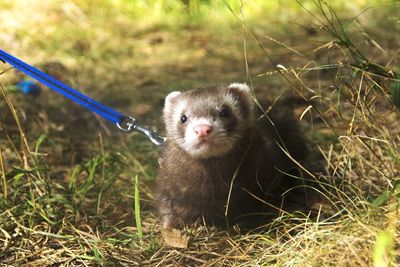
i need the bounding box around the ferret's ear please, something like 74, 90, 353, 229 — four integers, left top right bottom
164, 91, 182, 112
228, 83, 251, 94
165, 91, 182, 103
227, 83, 254, 118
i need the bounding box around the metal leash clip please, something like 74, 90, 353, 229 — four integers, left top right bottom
117, 116, 166, 146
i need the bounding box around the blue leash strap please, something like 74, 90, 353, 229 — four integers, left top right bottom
0, 49, 165, 145
0, 50, 124, 123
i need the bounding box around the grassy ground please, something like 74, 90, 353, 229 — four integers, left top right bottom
0, 0, 399, 266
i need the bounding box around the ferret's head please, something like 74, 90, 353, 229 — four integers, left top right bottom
163, 83, 254, 159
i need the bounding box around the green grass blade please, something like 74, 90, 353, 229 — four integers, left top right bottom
134, 175, 143, 239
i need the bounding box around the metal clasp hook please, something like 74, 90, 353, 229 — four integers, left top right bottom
117, 116, 137, 132
117, 116, 166, 146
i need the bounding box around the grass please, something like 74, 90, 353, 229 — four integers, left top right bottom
1, 0, 400, 266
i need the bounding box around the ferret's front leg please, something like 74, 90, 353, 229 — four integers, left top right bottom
158, 196, 184, 229
158, 198, 189, 248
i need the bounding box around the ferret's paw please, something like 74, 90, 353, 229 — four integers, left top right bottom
161, 228, 189, 248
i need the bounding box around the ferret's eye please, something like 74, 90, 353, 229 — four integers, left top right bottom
219, 108, 230, 118
180, 114, 188, 123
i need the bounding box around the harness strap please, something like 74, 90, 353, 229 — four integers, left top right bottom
0, 49, 165, 145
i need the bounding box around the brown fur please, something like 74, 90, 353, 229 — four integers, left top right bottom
155, 84, 309, 229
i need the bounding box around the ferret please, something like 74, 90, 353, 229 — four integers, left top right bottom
155, 83, 309, 230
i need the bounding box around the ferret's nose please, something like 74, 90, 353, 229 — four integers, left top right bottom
194, 125, 213, 138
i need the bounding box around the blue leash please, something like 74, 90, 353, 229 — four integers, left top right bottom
0, 49, 165, 146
